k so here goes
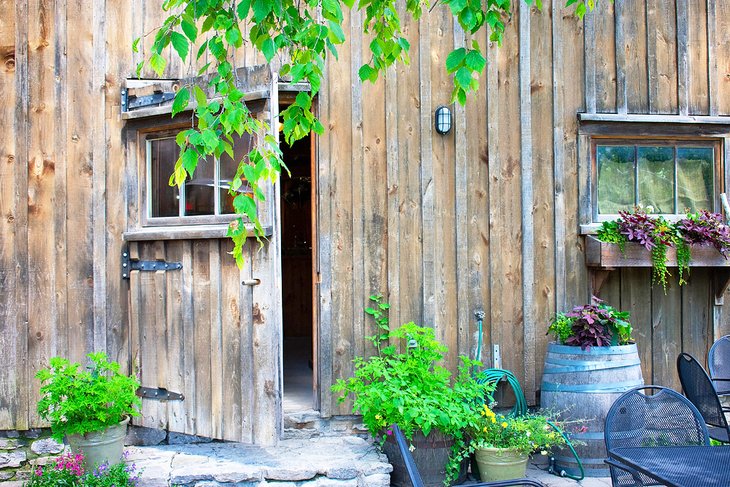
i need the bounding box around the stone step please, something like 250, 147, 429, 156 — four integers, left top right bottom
126, 435, 392, 487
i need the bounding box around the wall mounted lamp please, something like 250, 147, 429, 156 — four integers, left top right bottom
434, 105, 452, 135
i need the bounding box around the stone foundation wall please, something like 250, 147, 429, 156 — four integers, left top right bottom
0, 430, 65, 484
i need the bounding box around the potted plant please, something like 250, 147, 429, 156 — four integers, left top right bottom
462, 405, 566, 482
540, 298, 643, 477
332, 296, 493, 487
36, 352, 142, 469
593, 206, 730, 291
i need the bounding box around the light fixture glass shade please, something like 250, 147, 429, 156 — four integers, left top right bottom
435, 105, 452, 135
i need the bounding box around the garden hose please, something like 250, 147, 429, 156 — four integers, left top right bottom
471, 310, 585, 481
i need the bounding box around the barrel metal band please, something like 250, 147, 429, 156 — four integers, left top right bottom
541, 379, 643, 393
543, 357, 641, 374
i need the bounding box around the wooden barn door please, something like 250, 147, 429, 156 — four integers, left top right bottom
124, 71, 283, 445
126, 237, 281, 445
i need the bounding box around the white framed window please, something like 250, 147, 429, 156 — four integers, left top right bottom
142, 130, 253, 226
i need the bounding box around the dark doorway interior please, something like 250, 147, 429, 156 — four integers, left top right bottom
281, 133, 315, 412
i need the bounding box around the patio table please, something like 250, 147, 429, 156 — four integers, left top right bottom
608, 445, 730, 487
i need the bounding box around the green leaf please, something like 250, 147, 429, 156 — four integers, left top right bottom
149, 53, 167, 76
252, 0, 271, 22
464, 49, 486, 72
180, 148, 199, 175
225, 26, 242, 48
358, 64, 377, 82
181, 19, 198, 43
132, 37, 141, 53
261, 37, 276, 61
237, 0, 253, 19
171, 87, 190, 116
455, 66, 473, 88
193, 85, 207, 107
445, 48, 466, 72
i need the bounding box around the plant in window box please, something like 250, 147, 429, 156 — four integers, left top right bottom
332, 296, 494, 487
596, 206, 730, 291
540, 297, 644, 477
36, 352, 141, 470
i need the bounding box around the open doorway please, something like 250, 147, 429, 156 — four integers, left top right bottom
281, 133, 315, 413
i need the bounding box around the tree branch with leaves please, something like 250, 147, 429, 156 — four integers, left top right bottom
136, 0, 594, 266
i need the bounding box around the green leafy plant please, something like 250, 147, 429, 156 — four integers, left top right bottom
36, 353, 142, 442
596, 207, 730, 291
24, 452, 141, 487
332, 302, 493, 485
467, 405, 566, 455
547, 297, 633, 350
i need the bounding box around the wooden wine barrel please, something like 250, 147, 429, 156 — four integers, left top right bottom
540, 342, 644, 477
382, 429, 465, 487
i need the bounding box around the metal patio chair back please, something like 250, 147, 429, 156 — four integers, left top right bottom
708, 335, 730, 396
390, 424, 547, 487
604, 385, 710, 487
677, 352, 730, 443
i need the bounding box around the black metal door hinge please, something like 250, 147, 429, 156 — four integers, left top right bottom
122, 248, 182, 279
136, 387, 184, 401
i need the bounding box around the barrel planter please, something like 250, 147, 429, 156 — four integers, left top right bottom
382, 429, 466, 487
540, 342, 644, 477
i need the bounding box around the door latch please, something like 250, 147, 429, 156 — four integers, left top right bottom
122, 248, 182, 279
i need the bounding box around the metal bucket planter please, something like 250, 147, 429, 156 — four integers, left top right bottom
383, 429, 465, 487
540, 342, 643, 477
67, 416, 129, 470
474, 447, 528, 481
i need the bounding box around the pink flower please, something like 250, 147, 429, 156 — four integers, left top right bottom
386, 429, 393, 436
35, 466, 43, 476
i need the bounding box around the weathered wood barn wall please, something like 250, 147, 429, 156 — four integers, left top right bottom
1, 0, 730, 440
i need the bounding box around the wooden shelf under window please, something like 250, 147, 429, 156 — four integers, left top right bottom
584, 236, 730, 303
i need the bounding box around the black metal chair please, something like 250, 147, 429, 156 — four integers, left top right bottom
603, 385, 710, 487
391, 424, 547, 487
708, 335, 730, 396
676, 352, 730, 443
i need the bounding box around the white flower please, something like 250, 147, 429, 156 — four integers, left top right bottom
525, 431, 531, 437
540, 450, 548, 456
409, 444, 415, 452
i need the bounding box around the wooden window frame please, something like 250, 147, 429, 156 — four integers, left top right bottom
577, 116, 730, 234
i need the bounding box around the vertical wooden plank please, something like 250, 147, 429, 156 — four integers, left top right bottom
583, 9, 597, 114
239, 242, 254, 442
26, 0, 57, 425
687, 0, 709, 115
647, 0, 678, 114
706, 0, 718, 116
360, 30, 388, 355
152, 241, 169, 430
180, 240, 196, 435
106, 0, 131, 367
430, 5, 457, 366
220, 241, 243, 441
713, 1, 730, 115
193, 239, 212, 438
327, 8, 354, 416
487, 8, 523, 382
676, 0, 689, 115
553, 0, 586, 312
652, 284, 682, 389
529, 2, 555, 403
681, 269, 711, 364
91, 0, 107, 355
52, 0, 68, 369
594, 1, 616, 112
66, 0, 94, 362
621, 270, 653, 386
396, 5, 423, 325
0, 0, 26, 430
519, 1, 536, 399
317, 38, 334, 419
385, 64, 400, 332
349, 9, 365, 362
128, 243, 143, 428
208, 239, 223, 439
620, 0, 649, 113
419, 9, 435, 329
613, 0, 626, 114
164, 240, 186, 435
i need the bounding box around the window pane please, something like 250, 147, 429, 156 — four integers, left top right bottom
184, 156, 215, 216
638, 146, 674, 213
149, 138, 180, 217
220, 133, 253, 214
677, 147, 714, 212
597, 145, 635, 214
